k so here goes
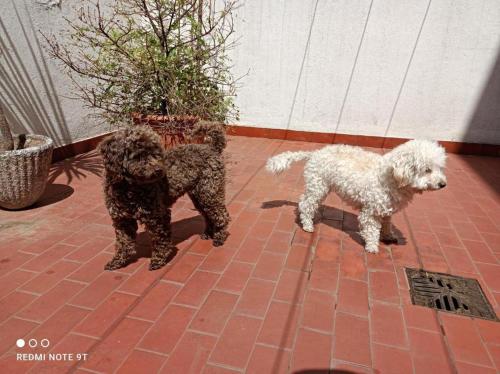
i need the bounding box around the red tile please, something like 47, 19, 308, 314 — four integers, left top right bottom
73, 292, 137, 337
264, 230, 292, 254
82, 318, 151, 373
25, 304, 89, 356
199, 248, 237, 273
0, 251, 35, 275
257, 301, 301, 349
370, 302, 407, 348
274, 270, 308, 304
402, 304, 440, 332
369, 271, 400, 304
160, 332, 216, 374
16, 280, 84, 322
0, 291, 37, 323
462, 240, 497, 263
19, 260, 80, 294
235, 237, 265, 264
373, 344, 413, 374
290, 329, 332, 372
163, 253, 204, 283
189, 238, 215, 255
116, 350, 166, 374
0, 269, 36, 299
209, 315, 261, 369
285, 244, 312, 271
139, 304, 195, 354
366, 247, 395, 271
65, 237, 113, 262
0, 317, 39, 354
67, 253, 116, 283
118, 265, 161, 295
475, 319, 500, 346
215, 261, 253, 293
408, 328, 454, 374
340, 248, 367, 281
249, 220, 276, 241
23, 231, 73, 253
315, 237, 341, 263
301, 289, 335, 333
232, 210, 260, 227
440, 314, 493, 367
337, 278, 368, 317
190, 290, 238, 335
21, 243, 76, 272
246, 345, 291, 374
486, 344, 500, 370
30, 333, 97, 374
173, 271, 219, 307
70, 272, 128, 309
309, 259, 339, 293
128, 281, 180, 321
333, 313, 371, 366
455, 362, 497, 374
441, 246, 477, 273
236, 278, 275, 318
252, 252, 285, 281
481, 233, 500, 251
454, 222, 483, 241
476, 263, 500, 292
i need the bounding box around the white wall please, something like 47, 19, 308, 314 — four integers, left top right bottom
1, 0, 499, 146
230, 0, 500, 144
0, 0, 107, 146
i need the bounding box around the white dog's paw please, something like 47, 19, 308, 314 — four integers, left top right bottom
365, 244, 379, 254
302, 223, 314, 233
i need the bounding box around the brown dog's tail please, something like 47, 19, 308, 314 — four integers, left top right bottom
191, 121, 227, 153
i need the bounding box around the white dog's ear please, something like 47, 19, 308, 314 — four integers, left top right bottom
391, 162, 414, 187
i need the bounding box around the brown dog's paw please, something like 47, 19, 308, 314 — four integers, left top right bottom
149, 259, 167, 271
200, 233, 211, 240
104, 259, 127, 271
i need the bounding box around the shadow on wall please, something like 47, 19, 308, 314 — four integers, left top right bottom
0, 3, 71, 147
462, 47, 500, 196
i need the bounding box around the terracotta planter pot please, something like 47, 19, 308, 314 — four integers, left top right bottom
132, 113, 200, 147
0, 134, 53, 210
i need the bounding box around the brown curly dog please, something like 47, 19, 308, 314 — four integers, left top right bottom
99, 123, 229, 271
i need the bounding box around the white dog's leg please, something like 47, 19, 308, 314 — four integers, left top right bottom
380, 216, 398, 243
358, 210, 381, 253
298, 176, 329, 233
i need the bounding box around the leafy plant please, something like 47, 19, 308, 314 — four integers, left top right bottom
44, 0, 239, 125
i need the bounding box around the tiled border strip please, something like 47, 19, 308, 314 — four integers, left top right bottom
227, 125, 500, 157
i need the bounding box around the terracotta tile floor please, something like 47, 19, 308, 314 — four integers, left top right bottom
0, 135, 499, 374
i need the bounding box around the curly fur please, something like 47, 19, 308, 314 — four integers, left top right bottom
267, 139, 447, 253
99, 124, 229, 270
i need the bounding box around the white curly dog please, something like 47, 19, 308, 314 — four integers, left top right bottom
266, 139, 447, 253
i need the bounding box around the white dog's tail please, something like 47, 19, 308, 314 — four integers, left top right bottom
266, 151, 311, 174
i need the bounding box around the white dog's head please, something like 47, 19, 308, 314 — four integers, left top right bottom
386, 139, 447, 191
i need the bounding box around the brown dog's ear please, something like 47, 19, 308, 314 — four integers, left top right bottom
99, 132, 126, 183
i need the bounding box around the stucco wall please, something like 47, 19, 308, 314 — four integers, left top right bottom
0, 0, 109, 147
230, 0, 500, 144
1, 0, 499, 146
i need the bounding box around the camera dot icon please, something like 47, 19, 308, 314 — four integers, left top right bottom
16, 339, 25, 348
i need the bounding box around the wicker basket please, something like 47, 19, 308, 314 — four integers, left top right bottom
0, 135, 54, 210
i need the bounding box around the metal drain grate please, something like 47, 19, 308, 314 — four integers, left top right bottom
406, 268, 498, 321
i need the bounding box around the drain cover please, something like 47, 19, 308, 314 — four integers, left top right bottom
406, 268, 498, 321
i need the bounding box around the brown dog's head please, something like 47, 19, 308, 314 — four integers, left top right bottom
99, 126, 166, 184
